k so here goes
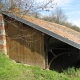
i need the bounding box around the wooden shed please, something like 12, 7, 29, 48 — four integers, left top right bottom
1, 11, 80, 70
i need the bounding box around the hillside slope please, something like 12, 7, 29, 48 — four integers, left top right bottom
0, 53, 80, 80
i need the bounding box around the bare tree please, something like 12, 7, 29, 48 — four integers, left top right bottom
0, 0, 55, 15
42, 7, 67, 24
54, 7, 67, 24
0, 0, 4, 10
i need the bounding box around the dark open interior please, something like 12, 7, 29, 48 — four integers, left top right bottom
44, 35, 80, 72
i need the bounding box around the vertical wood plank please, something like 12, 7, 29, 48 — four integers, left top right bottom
5, 17, 45, 69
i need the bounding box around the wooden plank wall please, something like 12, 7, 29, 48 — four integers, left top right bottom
5, 17, 45, 69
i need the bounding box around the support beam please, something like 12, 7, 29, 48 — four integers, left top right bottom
44, 35, 51, 69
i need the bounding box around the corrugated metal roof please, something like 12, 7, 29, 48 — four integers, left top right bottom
1, 11, 80, 49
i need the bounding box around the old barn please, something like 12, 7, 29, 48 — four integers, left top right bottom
1, 11, 80, 71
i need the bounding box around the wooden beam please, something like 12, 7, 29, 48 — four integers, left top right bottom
44, 35, 51, 69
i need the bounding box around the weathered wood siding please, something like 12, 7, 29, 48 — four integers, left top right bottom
5, 17, 45, 69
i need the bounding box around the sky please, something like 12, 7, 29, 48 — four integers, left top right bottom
36, 0, 80, 27
57, 0, 80, 27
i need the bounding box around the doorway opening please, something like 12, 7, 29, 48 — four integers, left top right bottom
44, 35, 80, 72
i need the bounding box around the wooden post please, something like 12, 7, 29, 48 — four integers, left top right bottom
45, 39, 48, 69
45, 35, 51, 69
0, 14, 7, 54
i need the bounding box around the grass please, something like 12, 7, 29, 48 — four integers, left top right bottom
0, 53, 80, 80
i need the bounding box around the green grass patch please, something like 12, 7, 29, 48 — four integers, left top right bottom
0, 53, 80, 80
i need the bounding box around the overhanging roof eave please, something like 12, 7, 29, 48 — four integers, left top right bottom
1, 11, 80, 49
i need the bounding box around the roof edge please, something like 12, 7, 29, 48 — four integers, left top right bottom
1, 11, 80, 49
